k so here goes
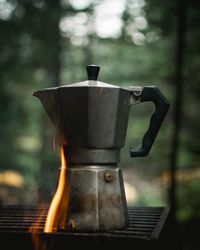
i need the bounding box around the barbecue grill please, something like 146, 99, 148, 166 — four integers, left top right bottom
0, 205, 178, 250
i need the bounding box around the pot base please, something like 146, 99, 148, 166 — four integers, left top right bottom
66, 165, 128, 231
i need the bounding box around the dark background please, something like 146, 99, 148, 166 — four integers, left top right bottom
0, 0, 199, 249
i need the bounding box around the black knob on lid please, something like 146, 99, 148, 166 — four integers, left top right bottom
86, 65, 100, 81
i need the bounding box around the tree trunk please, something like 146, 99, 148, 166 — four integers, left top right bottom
38, 0, 63, 202
169, 0, 187, 221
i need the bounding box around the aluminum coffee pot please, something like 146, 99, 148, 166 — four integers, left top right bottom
34, 65, 169, 231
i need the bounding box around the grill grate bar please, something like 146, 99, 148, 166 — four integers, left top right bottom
0, 206, 169, 240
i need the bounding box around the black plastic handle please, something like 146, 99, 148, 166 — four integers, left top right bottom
130, 86, 170, 157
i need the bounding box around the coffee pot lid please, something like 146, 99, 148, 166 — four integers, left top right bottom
52, 65, 120, 89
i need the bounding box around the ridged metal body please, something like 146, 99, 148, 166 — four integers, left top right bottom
66, 165, 128, 231
33, 65, 169, 231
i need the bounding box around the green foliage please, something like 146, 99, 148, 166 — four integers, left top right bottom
0, 1, 199, 235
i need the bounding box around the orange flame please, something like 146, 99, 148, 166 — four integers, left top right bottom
44, 147, 69, 233
28, 205, 46, 250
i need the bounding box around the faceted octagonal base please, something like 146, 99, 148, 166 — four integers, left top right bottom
66, 165, 129, 231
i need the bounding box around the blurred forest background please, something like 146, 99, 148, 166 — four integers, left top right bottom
0, 0, 199, 249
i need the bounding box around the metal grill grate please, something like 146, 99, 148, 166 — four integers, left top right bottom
0, 206, 169, 250
0, 206, 169, 240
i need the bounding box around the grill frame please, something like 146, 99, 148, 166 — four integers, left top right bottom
0, 206, 172, 249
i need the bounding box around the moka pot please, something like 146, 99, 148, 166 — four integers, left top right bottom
34, 65, 169, 231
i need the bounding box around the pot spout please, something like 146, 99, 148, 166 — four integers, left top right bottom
33, 89, 57, 126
